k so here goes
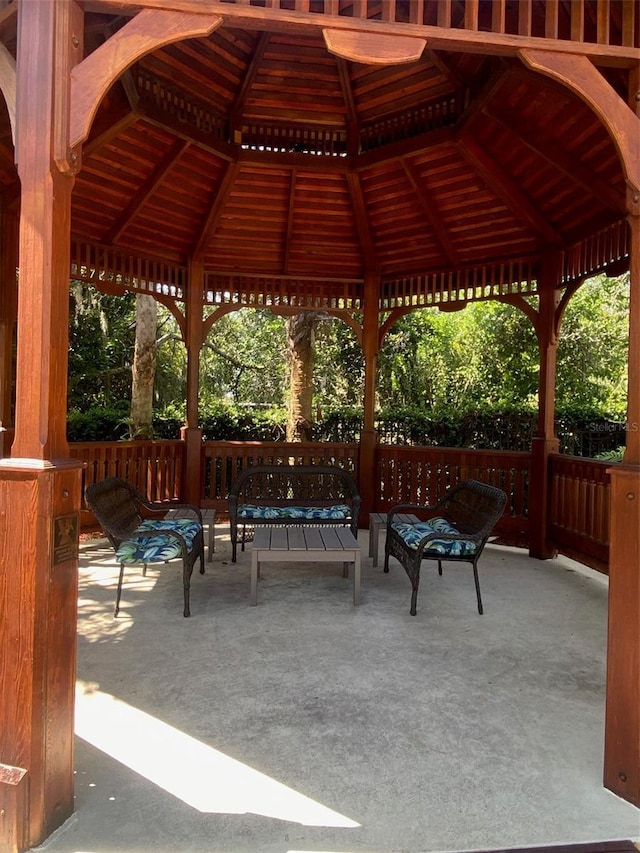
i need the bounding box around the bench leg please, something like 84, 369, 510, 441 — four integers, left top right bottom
372, 520, 382, 566
250, 549, 259, 605
353, 550, 361, 606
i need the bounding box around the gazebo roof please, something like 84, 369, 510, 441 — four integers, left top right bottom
1, 6, 633, 310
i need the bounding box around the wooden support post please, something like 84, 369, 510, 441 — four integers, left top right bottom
181, 259, 204, 505
0, 3, 84, 849
358, 271, 379, 522
603, 201, 640, 807
0, 463, 82, 849
529, 256, 561, 559
0, 203, 17, 456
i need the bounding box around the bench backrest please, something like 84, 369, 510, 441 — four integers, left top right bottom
438, 479, 507, 537
229, 464, 360, 513
86, 477, 146, 543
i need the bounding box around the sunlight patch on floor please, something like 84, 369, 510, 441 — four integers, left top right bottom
74, 683, 360, 828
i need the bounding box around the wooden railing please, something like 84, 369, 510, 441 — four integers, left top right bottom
201, 440, 359, 510
218, 1, 639, 50
375, 445, 530, 536
548, 453, 611, 570
67, 438, 612, 573
69, 440, 185, 505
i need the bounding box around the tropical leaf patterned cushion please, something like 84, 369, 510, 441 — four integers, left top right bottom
391, 516, 477, 556
115, 518, 201, 564
238, 504, 351, 520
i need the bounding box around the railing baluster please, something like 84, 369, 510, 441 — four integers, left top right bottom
545, 0, 559, 38
464, 0, 479, 30
622, 0, 636, 46
571, 0, 585, 41
518, 0, 532, 36
437, 0, 451, 28
597, 0, 610, 45
491, 1, 507, 35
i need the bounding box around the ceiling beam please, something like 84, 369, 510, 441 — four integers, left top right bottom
401, 157, 459, 267
106, 139, 191, 245
457, 132, 564, 248
191, 159, 242, 261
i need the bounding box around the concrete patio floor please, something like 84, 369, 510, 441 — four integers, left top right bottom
34, 524, 639, 853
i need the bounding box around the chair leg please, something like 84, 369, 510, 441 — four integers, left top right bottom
114, 563, 126, 617
183, 560, 193, 618
199, 534, 206, 575
410, 584, 419, 616
437, 560, 443, 576
408, 560, 420, 616
472, 561, 483, 614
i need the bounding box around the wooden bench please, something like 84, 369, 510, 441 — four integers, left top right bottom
384, 479, 507, 616
228, 464, 360, 563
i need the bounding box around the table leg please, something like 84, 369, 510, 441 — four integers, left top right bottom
353, 549, 361, 605
207, 513, 216, 562
372, 517, 382, 567
250, 549, 259, 605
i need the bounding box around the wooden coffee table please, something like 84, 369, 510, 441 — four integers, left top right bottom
250, 527, 361, 606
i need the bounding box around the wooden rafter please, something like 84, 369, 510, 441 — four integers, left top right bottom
519, 49, 640, 194
458, 132, 564, 247
191, 159, 241, 261
106, 139, 191, 245
229, 31, 270, 139
346, 170, 378, 275
69, 9, 222, 149
482, 99, 625, 213
283, 168, 297, 276
400, 157, 459, 267
335, 57, 359, 156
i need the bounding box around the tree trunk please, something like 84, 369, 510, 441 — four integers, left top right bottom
131, 293, 157, 439
286, 312, 318, 442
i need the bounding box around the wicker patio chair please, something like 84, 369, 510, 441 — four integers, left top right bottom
86, 477, 205, 617
384, 479, 507, 616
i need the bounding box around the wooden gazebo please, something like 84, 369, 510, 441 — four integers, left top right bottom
0, 1, 638, 849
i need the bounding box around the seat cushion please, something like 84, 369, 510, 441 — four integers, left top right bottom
115, 518, 201, 564
391, 516, 477, 556
237, 504, 351, 521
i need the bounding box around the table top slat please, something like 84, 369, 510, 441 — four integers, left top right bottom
253, 528, 272, 548
319, 528, 343, 550
286, 528, 307, 550
336, 527, 359, 548
270, 528, 289, 550
303, 528, 324, 549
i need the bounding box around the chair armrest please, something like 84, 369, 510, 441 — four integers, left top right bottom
141, 499, 203, 525
386, 502, 436, 527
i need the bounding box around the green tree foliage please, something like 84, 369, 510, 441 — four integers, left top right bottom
556, 273, 628, 419
67, 273, 629, 442
377, 300, 539, 413
68, 282, 135, 411
199, 308, 286, 410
